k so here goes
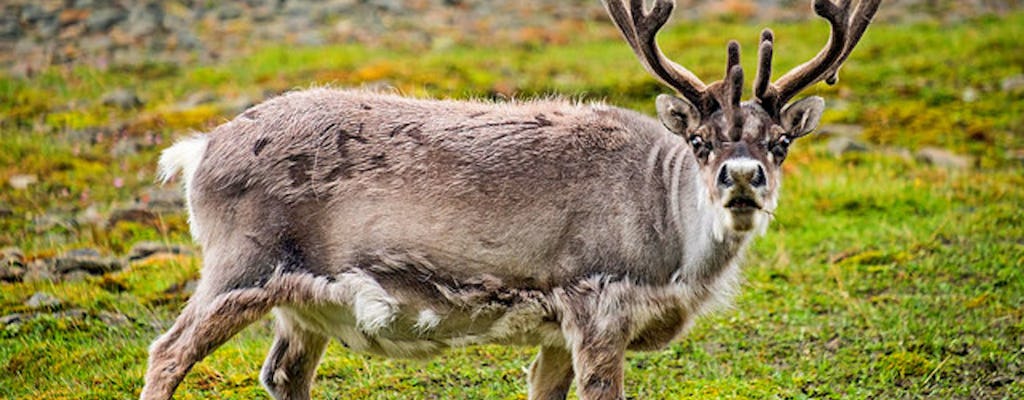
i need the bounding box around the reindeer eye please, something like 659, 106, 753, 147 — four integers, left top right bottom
689, 135, 704, 148
778, 135, 792, 147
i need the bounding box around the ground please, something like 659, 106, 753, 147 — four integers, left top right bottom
1, 9, 1022, 400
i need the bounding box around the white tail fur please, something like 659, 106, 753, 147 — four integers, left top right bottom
158, 135, 209, 184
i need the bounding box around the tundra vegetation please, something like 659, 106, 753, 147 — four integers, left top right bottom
1, 8, 1023, 400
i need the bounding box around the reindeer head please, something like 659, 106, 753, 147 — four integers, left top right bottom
605, 0, 880, 232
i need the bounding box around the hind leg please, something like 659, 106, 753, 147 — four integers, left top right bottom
140, 234, 282, 400
140, 285, 276, 400
528, 345, 575, 400
261, 309, 329, 400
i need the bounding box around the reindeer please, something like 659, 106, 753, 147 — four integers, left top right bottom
141, 0, 880, 399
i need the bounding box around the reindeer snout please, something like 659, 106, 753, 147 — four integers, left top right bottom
717, 159, 767, 189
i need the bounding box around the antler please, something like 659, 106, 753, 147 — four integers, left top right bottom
603, 0, 707, 107
761, 0, 881, 110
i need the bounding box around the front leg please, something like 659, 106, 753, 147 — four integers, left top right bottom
559, 285, 632, 400
570, 333, 626, 400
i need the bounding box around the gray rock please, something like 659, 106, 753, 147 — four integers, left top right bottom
110, 138, 139, 157
217, 5, 244, 20
61, 269, 93, 282
97, 311, 130, 326
1, 247, 26, 282
101, 88, 143, 109
1, 313, 26, 326
1002, 74, 1024, 94
25, 292, 62, 309
86, 7, 127, 32
108, 207, 158, 226
178, 90, 219, 108
916, 147, 971, 169
0, 15, 22, 40
818, 124, 865, 138
827, 137, 869, 157
8, 174, 38, 190
22, 260, 58, 283
53, 249, 125, 275
126, 2, 165, 37
140, 186, 185, 211
127, 241, 190, 261
57, 308, 87, 320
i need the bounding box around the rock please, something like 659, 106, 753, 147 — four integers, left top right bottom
86, 7, 127, 32
818, 123, 864, 138
57, 308, 87, 320
22, 260, 58, 283
179, 90, 219, 108
53, 249, 125, 275
1, 247, 26, 282
97, 311, 131, 326
961, 87, 978, 103
110, 138, 139, 157
101, 88, 143, 109
217, 5, 244, 20
25, 292, 62, 309
127, 241, 190, 261
108, 207, 158, 226
1001, 74, 1024, 94
126, 2, 164, 38
916, 147, 971, 169
61, 269, 92, 282
139, 186, 185, 211
827, 137, 869, 157
0, 15, 22, 40
1, 313, 26, 326
8, 174, 38, 190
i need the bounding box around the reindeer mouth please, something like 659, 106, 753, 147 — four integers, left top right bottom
725, 196, 761, 212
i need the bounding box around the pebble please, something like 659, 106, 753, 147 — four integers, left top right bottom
25, 292, 62, 309
916, 147, 971, 169
101, 88, 143, 109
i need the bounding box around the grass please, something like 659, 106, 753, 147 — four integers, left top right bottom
2, 11, 1023, 399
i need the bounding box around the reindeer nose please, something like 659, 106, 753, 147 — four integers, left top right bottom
717, 160, 767, 189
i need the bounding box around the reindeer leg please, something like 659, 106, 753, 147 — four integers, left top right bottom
528, 345, 575, 400
261, 309, 329, 400
559, 287, 631, 400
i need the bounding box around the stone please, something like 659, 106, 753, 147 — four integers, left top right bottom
22, 260, 58, 283
818, 123, 864, 138
127, 241, 190, 261
1, 313, 26, 326
1001, 74, 1024, 94
916, 147, 971, 169
139, 186, 186, 211
0, 15, 22, 40
53, 249, 125, 275
101, 88, 143, 109
108, 207, 158, 226
217, 5, 244, 20
8, 174, 38, 190
86, 7, 127, 32
62, 269, 92, 282
126, 2, 164, 38
827, 137, 869, 157
97, 311, 130, 326
1, 247, 26, 282
25, 292, 62, 309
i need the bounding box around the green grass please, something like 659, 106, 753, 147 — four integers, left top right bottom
2, 11, 1023, 399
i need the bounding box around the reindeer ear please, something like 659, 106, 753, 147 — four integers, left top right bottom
781, 96, 825, 138
656, 94, 701, 135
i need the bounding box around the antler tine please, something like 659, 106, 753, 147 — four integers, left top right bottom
603, 0, 708, 106
824, 0, 882, 84
753, 29, 774, 101
772, 0, 881, 108
771, 0, 848, 106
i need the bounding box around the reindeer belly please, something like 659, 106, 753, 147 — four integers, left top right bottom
275, 268, 562, 359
